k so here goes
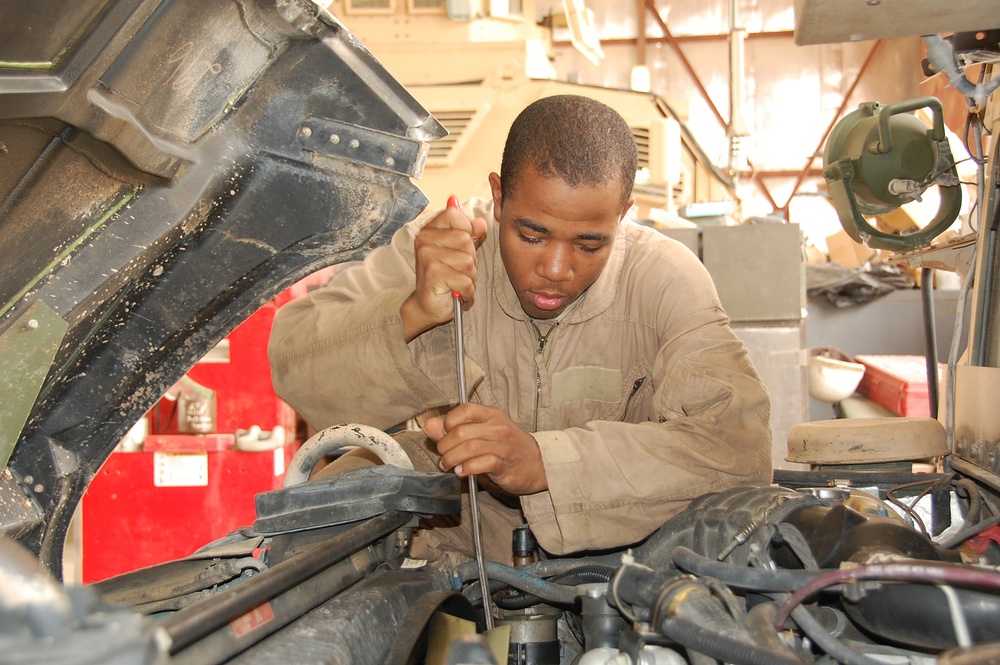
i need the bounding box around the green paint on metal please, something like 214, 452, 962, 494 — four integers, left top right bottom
0, 301, 68, 471
0, 61, 54, 70
0, 185, 139, 320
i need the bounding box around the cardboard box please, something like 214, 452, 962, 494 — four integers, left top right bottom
855, 354, 943, 418
826, 230, 877, 268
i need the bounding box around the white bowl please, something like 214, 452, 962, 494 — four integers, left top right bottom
808, 353, 866, 403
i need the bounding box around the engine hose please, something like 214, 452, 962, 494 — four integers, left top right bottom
659, 615, 802, 665
283, 423, 413, 487
940, 514, 1000, 550
672, 546, 831, 591
613, 558, 756, 647
744, 602, 805, 664
789, 605, 881, 665
953, 478, 983, 526
494, 565, 616, 610
517, 554, 623, 577
456, 560, 579, 606
454, 558, 619, 586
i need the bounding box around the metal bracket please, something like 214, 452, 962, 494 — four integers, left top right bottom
298, 117, 429, 177
0, 301, 68, 471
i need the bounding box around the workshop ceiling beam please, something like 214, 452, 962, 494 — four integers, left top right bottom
553, 30, 795, 49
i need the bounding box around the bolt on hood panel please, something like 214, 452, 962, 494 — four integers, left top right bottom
0, 0, 444, 575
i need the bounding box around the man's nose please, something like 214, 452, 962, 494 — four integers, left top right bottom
539, 244, 573, 282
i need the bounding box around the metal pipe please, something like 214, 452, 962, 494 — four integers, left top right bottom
972, 140, 1000, 366
169, 547, 380, 665
552, 30, 796, 49
642, 0, 725, 127
639, 0, 780, 211
161, 510, 410, 653
922, 267, 940, 417
635, 0, 646, 67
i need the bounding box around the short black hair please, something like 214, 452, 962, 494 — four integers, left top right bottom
500, 95, 638, 211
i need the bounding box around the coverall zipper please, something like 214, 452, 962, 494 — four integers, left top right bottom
621, 376, 646, 421
529, 319, 560, 431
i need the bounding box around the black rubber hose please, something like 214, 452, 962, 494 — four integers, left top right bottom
457, 561, 578, 606
660, 615, 802, 665
954, 478, 984, 525
789, 605, 882, 665
922, 267, 940, 418
454, 555, 620, 584
672, 546, 831, 591
493, 565, 615, 610
939, 514, 1000, 550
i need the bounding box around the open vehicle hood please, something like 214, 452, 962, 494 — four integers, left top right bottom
0, 0, 444, 576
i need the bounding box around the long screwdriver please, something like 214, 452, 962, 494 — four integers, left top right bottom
447, 195, 494, 630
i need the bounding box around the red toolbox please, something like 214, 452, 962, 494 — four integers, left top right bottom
855, 355, 944, 418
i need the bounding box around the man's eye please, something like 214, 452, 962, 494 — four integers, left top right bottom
519, 233, 542, 244
579, 244, 603, 254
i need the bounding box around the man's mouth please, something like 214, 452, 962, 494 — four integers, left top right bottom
528, 291, 568, 311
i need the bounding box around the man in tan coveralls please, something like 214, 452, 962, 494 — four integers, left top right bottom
268, 95, 773, 565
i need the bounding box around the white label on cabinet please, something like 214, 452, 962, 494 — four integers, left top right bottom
153, 452, 209, 487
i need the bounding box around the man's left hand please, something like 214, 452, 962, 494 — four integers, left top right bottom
425, 403, 548, 495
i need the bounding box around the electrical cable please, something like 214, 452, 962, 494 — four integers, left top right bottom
939, 514, 1000, 550
773, 562, 1000, 629
671, 546, 834, 592
884, 476, 953, 537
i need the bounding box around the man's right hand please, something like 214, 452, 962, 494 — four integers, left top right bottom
401, 200, 487, 342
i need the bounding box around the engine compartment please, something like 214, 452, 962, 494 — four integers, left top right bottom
2, 460, 998, 664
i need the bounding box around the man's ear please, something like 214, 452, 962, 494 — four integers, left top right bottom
488, 172, 503, 222
620, 195, 636, 221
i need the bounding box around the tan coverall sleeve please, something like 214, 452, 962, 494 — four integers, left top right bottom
267, 219, 461, 431
521, 308, 773, 555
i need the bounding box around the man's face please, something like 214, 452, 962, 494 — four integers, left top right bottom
490, 165, 633, 320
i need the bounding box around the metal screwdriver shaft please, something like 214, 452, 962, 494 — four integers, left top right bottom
447, 195, 494, 630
